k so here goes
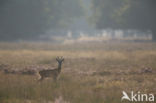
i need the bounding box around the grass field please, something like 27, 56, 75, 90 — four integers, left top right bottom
0, 41, 156, 103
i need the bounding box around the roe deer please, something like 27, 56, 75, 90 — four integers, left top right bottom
38, 57, 64, 81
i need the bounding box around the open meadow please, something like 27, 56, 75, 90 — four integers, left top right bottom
0, 41, 156, 103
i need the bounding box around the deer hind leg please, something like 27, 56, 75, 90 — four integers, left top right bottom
38, 75, 45, 82
38, 76, 44, 81
35, 72, 42, 81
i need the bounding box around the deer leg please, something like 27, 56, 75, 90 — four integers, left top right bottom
53, 76, 57, 82
38, 76, 44, 82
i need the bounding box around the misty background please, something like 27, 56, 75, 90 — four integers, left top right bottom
0, 0, 156, 42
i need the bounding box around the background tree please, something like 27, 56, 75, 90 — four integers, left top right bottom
91, 0, 156, 40
0, 0, 84, 41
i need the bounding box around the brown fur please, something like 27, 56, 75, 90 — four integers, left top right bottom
38, 57, 64, 81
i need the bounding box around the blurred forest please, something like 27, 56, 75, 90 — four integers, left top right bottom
0, 0, 156, 41
0, 0, 84, 40
91, 0, 156, 40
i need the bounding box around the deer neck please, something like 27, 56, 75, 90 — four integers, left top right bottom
58, 63, 62, 72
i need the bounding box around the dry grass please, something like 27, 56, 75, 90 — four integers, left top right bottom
0, 41, 156, 103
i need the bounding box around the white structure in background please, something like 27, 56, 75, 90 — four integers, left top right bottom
102, 30, 112, 39
80, 32, 86, 37
67, 31, 72, 39
114, 30, 124, 39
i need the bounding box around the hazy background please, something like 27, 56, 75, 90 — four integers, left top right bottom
0, 1, 156, 103
0, 0, 156, 42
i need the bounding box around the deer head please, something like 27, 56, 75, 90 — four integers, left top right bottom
56, 56, 64, 64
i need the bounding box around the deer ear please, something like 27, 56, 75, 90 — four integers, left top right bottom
56, 57, 59, 61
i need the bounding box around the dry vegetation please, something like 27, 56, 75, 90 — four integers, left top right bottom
0, 41, 156, 103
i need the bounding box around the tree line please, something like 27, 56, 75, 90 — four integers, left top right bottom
0, 0, 84, 40
91, 0, 156, 40
0, 0, 156, 41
